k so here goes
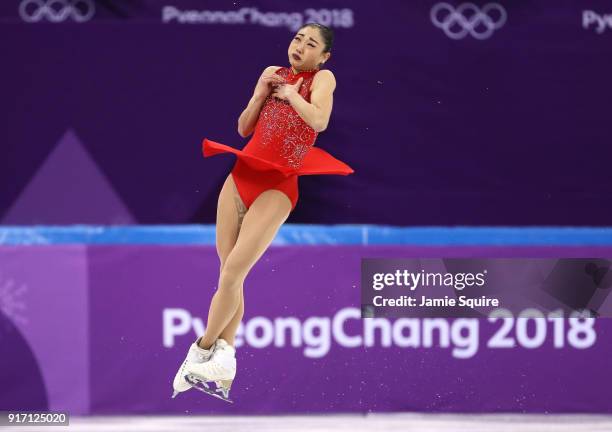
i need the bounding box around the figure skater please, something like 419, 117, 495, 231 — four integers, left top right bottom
172, 22, 353, 402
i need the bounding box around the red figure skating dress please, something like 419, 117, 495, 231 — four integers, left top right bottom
202, 66, 354, 211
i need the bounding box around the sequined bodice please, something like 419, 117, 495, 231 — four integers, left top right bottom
244, 66, 320, 170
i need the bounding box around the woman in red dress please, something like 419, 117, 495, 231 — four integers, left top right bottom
172, 23, 353, 402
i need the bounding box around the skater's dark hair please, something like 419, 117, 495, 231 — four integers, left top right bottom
298, 22, 334, 53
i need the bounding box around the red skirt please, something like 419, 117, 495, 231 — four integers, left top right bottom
202, 138, 354, 211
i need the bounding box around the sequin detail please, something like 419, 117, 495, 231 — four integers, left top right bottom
253, 67, 319, 170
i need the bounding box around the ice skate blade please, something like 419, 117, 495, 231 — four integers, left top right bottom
217, 379, 233, 390
185, 374, 234, 404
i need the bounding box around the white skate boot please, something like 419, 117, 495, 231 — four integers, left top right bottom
171, 336, 214, 398
184, 338, 236, 403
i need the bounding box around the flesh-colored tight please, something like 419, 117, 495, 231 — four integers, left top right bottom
198, 174, 291, 349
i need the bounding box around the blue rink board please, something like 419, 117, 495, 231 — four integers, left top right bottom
0, 225, 612, 245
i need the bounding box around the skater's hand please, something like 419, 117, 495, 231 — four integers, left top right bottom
254, 70, 286, 99
271, 77, 303, 102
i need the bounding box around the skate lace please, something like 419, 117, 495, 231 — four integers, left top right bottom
209, 362, 226, 374
217, 344, 235, 357
210, 349, 235, 372
194, 340, 216, 361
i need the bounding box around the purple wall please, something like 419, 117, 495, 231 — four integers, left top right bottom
2, 243, 612, 414
1, 1, 611, 225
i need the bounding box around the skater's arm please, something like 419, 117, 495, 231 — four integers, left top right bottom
237, 66, 284, 138
283, 70, 336, 133
237, 92, 266, 138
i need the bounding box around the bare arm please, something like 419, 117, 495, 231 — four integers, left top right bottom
237, 66, 284, 138
237, 93, 266, 138
273, 70, 336, 133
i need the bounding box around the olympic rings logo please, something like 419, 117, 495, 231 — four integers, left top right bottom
19, 0, 95, 23
431, 2, 507, 40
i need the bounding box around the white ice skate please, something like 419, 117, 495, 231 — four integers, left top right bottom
171, 336, 214, 399
184, 338, 236, 403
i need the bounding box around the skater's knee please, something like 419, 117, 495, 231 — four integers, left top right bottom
218, 263, 244, 294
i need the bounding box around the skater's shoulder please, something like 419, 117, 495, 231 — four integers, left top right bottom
262, 65, 284, 75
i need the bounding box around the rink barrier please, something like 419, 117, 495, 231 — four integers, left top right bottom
0, 225, 611, 245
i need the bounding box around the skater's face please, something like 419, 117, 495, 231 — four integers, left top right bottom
288, 26, 331, 71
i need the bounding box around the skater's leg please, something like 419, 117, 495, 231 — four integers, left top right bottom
198, 175, 245, 350
215, 174, 245, 266
173, 175, 246, 399
215, 175, 245, 347
218, 286, 244, 346
198, 189, 291, 348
